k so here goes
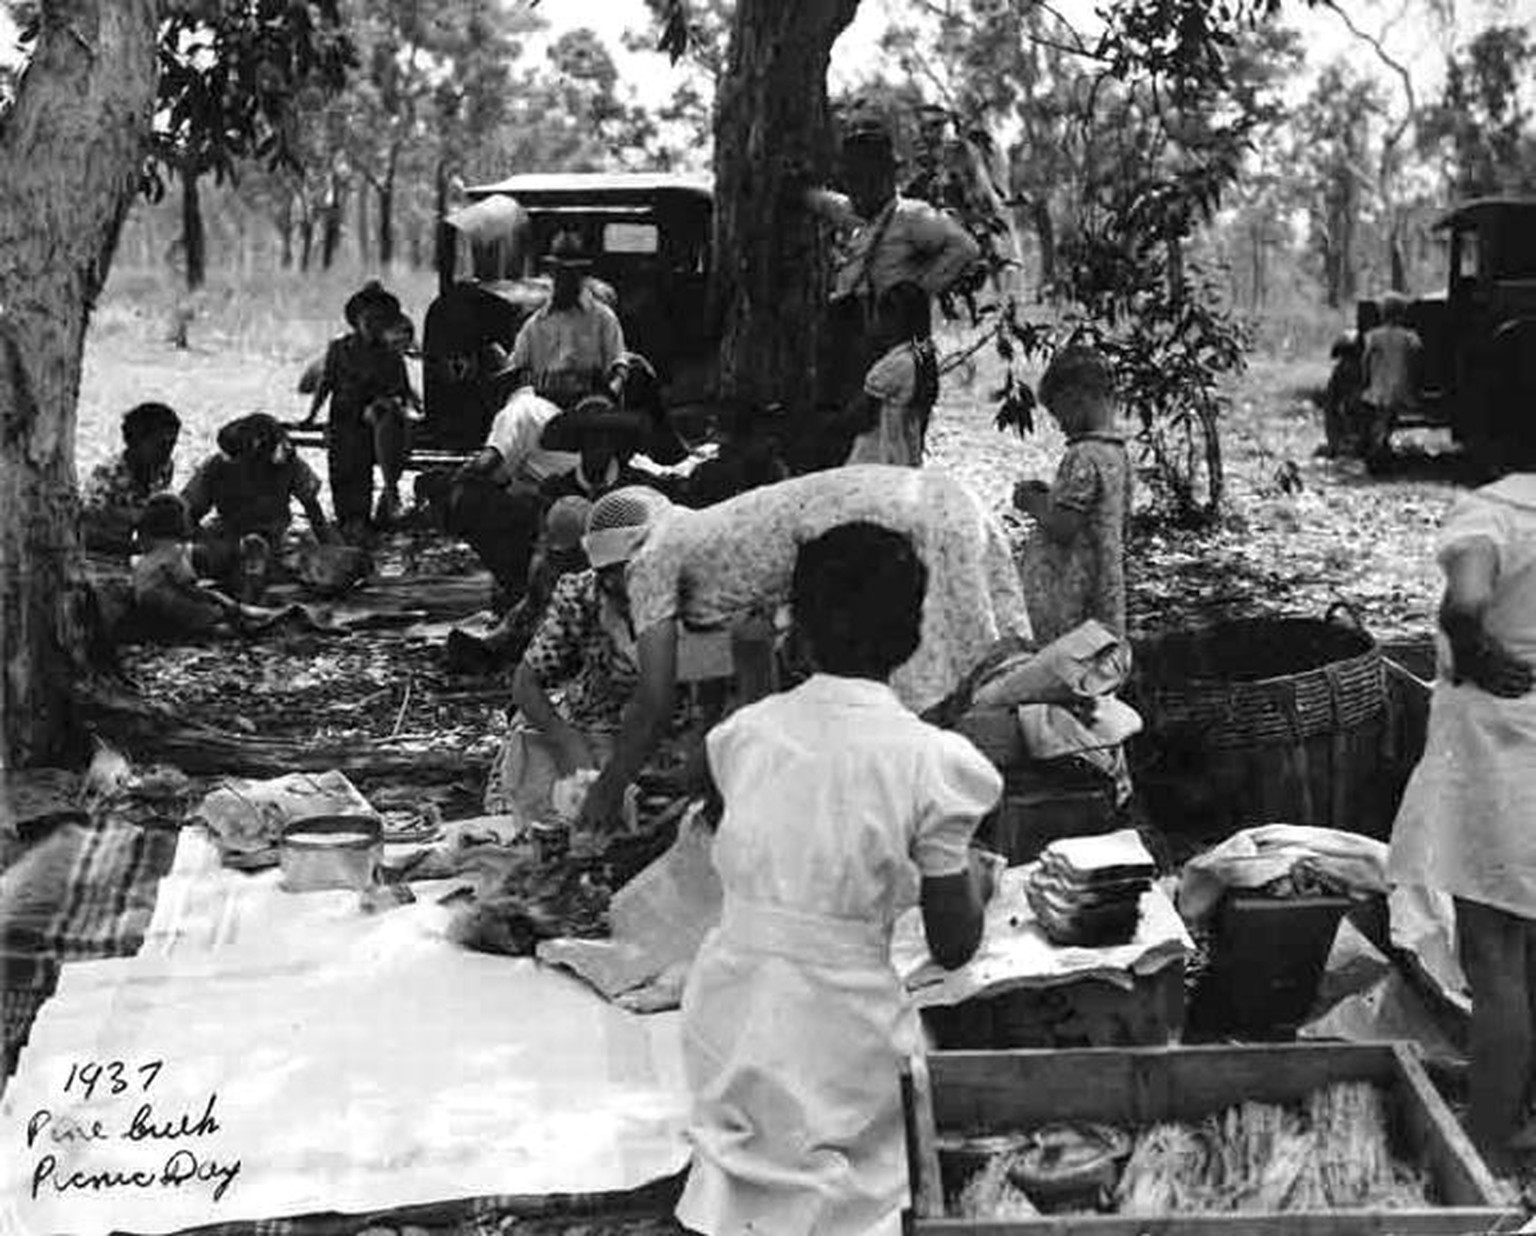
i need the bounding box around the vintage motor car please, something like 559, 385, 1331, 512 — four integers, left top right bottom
1327, 196, 1536, 466
423, 171, 717, 452
290, 172, 718, 465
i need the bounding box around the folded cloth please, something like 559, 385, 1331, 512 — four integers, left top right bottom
1017, 696, 1143, 758
1176, 824, 1390, 923
972, 620, 1129, 709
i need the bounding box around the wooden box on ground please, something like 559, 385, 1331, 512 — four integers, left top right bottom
922, 960, 1184, 1050
905, 1043, 1518, 1235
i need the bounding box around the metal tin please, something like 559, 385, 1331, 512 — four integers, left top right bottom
279, 815, 383, 893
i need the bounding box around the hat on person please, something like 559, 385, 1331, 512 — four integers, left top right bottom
545, 496, 593, 554
344, 280, 402, 330
216, 412, 286, 459
541, 229, 594, 270
540, 394, 650, 455
583, 485, 673, 570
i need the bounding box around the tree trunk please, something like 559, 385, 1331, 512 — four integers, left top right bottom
278, 195, 294, 269
181, 163, 206, 290
356, 181, 369, 266
712, 0, 862, 442
1030, 198, 1056, 296
435, 158, 454, 296
378, 178, 395, 269
322, 176, 346, 271
0, 0, 159, 767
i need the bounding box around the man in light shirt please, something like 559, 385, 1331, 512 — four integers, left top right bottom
809, 121, 980, 468
446, 231, 630, 608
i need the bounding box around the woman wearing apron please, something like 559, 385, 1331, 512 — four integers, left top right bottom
675, 523, 1002, 1235
1389, 453, 1536, 1167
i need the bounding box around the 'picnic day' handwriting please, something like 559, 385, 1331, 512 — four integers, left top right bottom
24, 1061, 241, 1205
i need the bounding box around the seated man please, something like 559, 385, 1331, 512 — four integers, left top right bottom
81, 401, 182, 556
181, 413, 336, 601
445, 232, 633, 609
505, 229, 629, 412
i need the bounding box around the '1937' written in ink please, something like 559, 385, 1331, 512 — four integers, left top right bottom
25, 1060, 242, 1205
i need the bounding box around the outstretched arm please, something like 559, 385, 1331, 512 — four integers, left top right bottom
576, 618, 678, 831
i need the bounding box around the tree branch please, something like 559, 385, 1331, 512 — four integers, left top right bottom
1318, 0, 1415, 149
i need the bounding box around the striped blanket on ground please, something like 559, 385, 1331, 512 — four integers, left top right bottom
1, 813, 180, 1082
2, 820, 686, 1236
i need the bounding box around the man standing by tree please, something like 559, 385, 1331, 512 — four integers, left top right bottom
808, 118, 980, 468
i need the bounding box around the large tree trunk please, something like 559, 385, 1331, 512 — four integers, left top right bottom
0, 0, 159, 767
712, 0, 861, 444
181, 163, 206, 290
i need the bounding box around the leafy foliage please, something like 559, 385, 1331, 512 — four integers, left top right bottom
866, 0, 1287, 521
148, 1, 355, 190
1420, 25, 1536, 198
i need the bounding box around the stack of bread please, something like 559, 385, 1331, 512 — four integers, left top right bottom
1025, 829, 1157, 947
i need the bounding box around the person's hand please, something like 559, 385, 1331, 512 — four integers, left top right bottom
575, 773, 626, 835
1013, 478, 1049, 517
1455, 634, 1534, 698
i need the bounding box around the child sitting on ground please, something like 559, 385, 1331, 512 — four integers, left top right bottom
843, 280, 940, 467
130, 494, 296, 640
1014, 344, 1133, 643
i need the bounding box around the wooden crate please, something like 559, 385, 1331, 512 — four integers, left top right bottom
922, 961, 1185, 1050
904, 1042, 1519, 1235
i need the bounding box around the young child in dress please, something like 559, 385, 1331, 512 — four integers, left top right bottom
130, 494, 287, 640
1014, 344, 1133, 643
676, 521, 1002, 1236
843, 280, 940, 467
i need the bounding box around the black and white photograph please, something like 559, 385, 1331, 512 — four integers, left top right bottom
1, 0, 1536, 1231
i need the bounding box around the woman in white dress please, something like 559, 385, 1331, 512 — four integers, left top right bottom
675, 523, 1002, 1235
1389, 453, 1536, 1164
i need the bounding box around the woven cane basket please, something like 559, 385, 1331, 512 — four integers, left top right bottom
1131, 607, 1393, 839
1134, 610, 1385, 750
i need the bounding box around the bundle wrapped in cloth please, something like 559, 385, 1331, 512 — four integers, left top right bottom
1025, 829, 1157, 947
955, 622, 1141, 799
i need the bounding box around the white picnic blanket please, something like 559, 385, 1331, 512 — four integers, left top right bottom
0, 829, 690, 1236
890, 865, 1192, 1008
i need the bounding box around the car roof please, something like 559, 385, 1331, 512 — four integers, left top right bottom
1434, 197, 1536, 230
465, 172, 714, 207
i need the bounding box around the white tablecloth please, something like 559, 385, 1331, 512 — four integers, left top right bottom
891, 866, 1193, 1008
0, 829, 690, 1236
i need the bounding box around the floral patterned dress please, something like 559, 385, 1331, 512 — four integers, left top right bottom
1020, 433, 1131, 643
626, 465, 1031, 715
